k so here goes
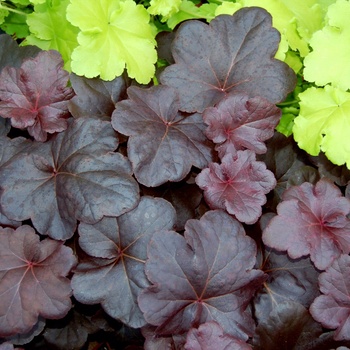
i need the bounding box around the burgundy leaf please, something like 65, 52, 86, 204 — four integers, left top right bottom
0, 225, 76, 337
0, 118, 140, 240
252, 301, 322, 349
68, 73, 128, 120
195, 150, 276, 224
72, 197, 176, 328
310, 254, 350, 341
160, 8, 296, 113
185, 321, 252, 350
138, 210, 265, 340
262, 178, 350, 270
0, 50, 74, 141
112, 85, 214, 187
203, 93, 281, 159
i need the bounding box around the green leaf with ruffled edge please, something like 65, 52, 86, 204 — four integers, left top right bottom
303, 0, 350, 90
24, 0, 79, 71
147, 0, 182, 21
293, 85, 350, 168
66, 0, 157, 83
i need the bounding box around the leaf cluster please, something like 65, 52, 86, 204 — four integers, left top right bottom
1, 4, 350, 350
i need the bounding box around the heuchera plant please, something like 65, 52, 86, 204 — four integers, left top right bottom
2, 5, 350, 350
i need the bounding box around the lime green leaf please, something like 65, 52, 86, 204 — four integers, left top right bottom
67, 0, 157, 83
167, 0, 217, 29
147, 0, 182, 20
0, 11, 29, 38
293, 85, 350, 168
214, 2, 242, 16
0, 9, 9, 25
284, 50, 303, 73
29, 0, 46, 3
24, 0, 79, 71
303, 0, 350, 90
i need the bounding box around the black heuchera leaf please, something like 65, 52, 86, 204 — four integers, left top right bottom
112, 85, 214, 187
160, 8, 296, 113
139, 210, 266, 341
72, 197, 176, 328
68, 73, 128, 120
252, 301, 322, 349
0, 118, 140, 240
0, 136, 31, 227
0, 34, 40, 73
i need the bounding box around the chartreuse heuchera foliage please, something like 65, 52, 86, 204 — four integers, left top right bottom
2, 1, 350, 349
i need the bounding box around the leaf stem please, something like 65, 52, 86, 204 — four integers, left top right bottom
277, 99, 299, 107
0, 2, 27, 16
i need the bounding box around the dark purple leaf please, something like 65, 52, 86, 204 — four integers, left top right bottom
42, 309, 110, 350
252, 301, 322, 349
0, 118, 10, 136
310, 254, 350, 341
195, 150, 276, 224
72, 197, 176, 328
142, 325, 186, 350
203, 93, 281, 159
5, 318, 45, 346
254, 247, 320, 323
0, 50, 74, 141
68, 73, 128, 120
310, 153, 350, 187
0, 136, 32, 227
0, 225, 76, 337
0, 118, 140, 240
160, 8, 296, 113
138, 210, 265, 340
185, 321, 252, 350
257, 132, 319, 212
262, 178, 350, 270
112, 85, 214, 187
141, 181, 202, 231
0, 34, 40, 72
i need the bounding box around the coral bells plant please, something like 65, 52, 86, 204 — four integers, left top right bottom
1, 3, 350, 349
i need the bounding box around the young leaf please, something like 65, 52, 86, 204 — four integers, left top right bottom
310, 254, 350, 341
147, 0, 182, 21
112, 85, 214, 187
66, 0, 157, 83
0, 118, 140, 240
72, 197, 176, 328
0, 50, 74, 141
185, 321, 252, 350
203, 93, 281, 159
195, 151, 276, 224
0, 225, 76, 337
161, 7, 296, 113
293, 85, 350, 168
138, 210, 265, 340
262, 178, 350, 270
68, 73, 128, 120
